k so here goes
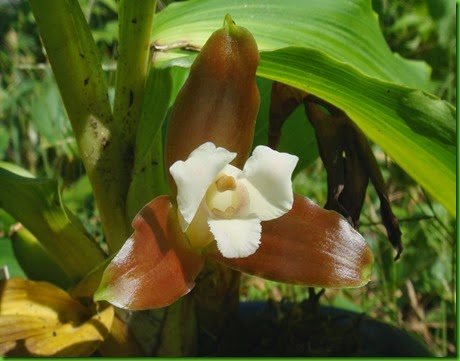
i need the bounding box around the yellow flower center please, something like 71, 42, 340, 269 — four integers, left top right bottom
185, 173, 249, 250
205, 174, 246, 219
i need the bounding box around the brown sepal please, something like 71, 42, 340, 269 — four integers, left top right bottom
165, 15, 260, 192
209, 194, 374, 288
94, 196, 205, 310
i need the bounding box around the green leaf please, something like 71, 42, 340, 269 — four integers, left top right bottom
0, 164, 106, 283
61, 175, 93, 212
28, 73, 76, 158
113, 0, 157, 144
152, 0, 430, 88
126, 65, 188, 220
9, 225, 72, 289
0, 235, 26, 279
398, 90, 455, 146
150, 1, 454, 215
256, 47, 455, 216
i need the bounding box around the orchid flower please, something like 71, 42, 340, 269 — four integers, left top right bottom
170, 142, 298, 258
94, 15, 373, 311
95, 142, 373, 310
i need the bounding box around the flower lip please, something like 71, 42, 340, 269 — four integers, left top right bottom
170, 142, 298, 258
169, 142, 236, 231
206, 170, 250, 220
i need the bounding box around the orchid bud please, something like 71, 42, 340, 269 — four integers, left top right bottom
165, 14, 260, 193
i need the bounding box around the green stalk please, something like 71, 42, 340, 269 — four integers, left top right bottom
113, 0, 160, 247
113, 0, 157, 138
29, 0, 131, 252
126, 65, 173, 221
113, 0, 158, 221
126, 132, 168, 221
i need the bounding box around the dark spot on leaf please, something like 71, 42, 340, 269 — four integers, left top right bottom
151, 160, 159, 166
125, 144, 134, 165
131, 18, 138, 24
90, 117, 98, 130
102, 137, 110, 149
79, 53, 85, 58
141, 166, 146, 172
52, 331, 57, 337
84, 77, 89, 86
129, 90, 134, 108
398, 90, 456, 146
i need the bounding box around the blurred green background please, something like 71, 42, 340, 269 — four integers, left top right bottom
0, 0, 456, 356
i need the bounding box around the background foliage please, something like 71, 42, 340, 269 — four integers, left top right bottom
0, 0, 456, 356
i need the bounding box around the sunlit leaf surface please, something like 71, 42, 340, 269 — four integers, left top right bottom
152, 0, 430, 87
0, 165, 106, 282
0, 278, 113, 357
257, 48, 455, 216
150, 1, 455, 215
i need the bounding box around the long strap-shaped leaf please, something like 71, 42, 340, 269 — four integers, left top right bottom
0, 166, 106, 283
257, 47, 455, 216
151, 0, 430, 88
150, 0, 455, 216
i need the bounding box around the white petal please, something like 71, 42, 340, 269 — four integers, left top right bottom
241, 145, 298, 221
169, 142, 236, 230
208, 218, 262, 258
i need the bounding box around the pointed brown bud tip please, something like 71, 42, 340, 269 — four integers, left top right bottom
224, 13, 259, 66
223, 14, 256, 66
224, 13, 236, 30
203, 13, 259, 78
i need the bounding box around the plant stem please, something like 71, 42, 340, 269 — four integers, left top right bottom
113, 0, 158, 207
29, 0, 132, 252
113, 0, 157, 142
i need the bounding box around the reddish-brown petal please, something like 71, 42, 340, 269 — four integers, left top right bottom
94, 196, 204, 310
210, 194, 373, 288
